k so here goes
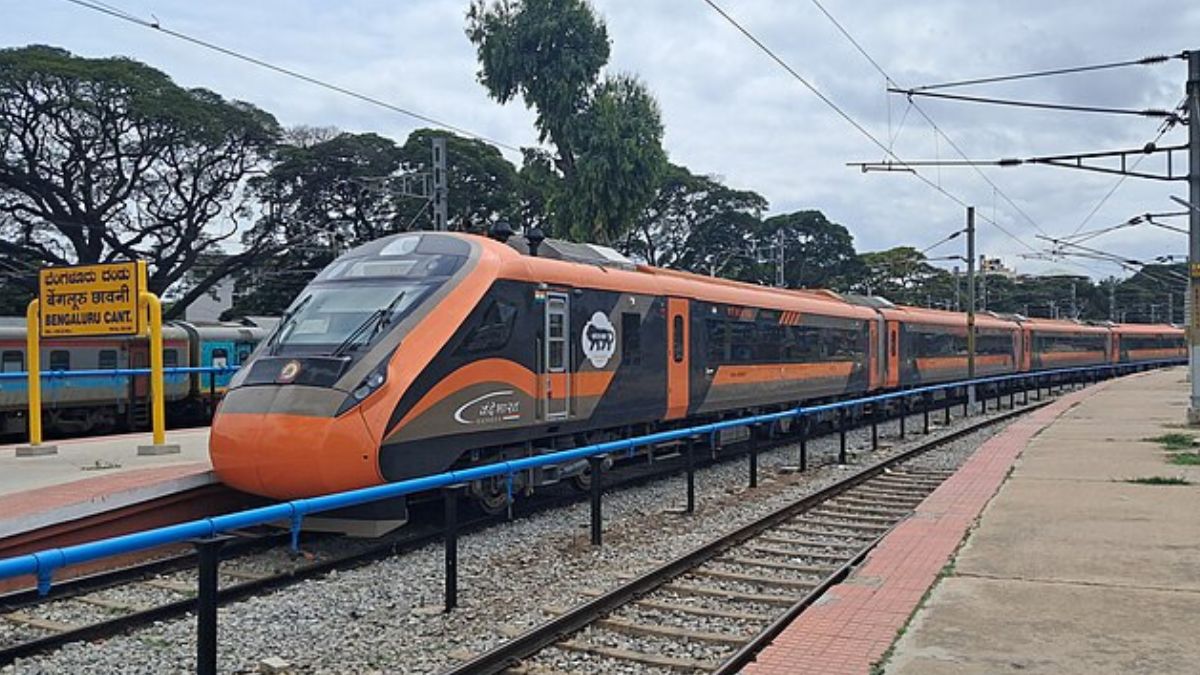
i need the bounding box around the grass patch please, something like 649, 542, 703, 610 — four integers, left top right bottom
1124, 476, 1192, 486
1168, 453, 1200, 466
1146, 433, 1197, 451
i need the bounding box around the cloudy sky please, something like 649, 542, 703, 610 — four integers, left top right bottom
4, 0, 1198, 278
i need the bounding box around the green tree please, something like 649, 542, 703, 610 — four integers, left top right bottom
397, 128, 521, 231
762, 210, 864, 290
232, 128, 523, 315
1114, 263, 1186, 323
0, 45, 281, 317
623, 164, 767, 278
467, 0, 667, 243
853, 247, 947, 304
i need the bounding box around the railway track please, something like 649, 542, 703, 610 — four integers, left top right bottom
442, 403, 1042, 675
0, 388, 1039, 668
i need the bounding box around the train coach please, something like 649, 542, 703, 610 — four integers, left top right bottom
0, 318, 273, 436
209, 231, 1185, 513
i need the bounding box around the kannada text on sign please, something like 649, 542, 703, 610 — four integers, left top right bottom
38, 262, 143, 337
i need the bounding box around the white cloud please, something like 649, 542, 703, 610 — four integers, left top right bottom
2, 0, 1194, 278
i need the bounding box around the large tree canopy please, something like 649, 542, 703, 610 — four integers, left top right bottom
623, 163, 767, 281
762, 210, 863, 290
0, 45, 281, 317
230, 127, 523, 315
467, 0, 666, 243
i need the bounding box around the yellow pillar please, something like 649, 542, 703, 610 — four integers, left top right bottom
140, 292, 167, 447
24, 299, 42, 446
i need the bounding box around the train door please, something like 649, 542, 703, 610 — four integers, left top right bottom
885, 321, 900, 388
666, 298, 689, 420
1021, 329, 1033, 371
1110, 332, 1121, 363
128, 341, 150, 427
868, 319, 881, 389
542, 292, 570, 421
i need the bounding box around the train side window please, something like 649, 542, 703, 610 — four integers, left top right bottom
49, 350, 70, 371
98, 350, 118, 369
706, 318, 729, 364
621, 313, 642, 367
889, 329, 898, 358
672, 314, 684, 363
211, 348, 229, 368
1, 351, 22, 373
163, 349, 179, 368
460, 299, 517, 354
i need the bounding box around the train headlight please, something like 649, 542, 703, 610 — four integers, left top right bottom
339, 365, 388, 414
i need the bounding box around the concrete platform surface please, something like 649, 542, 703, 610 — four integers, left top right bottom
0, 426, 212, 497
886, 366, 1200, 674
0, 427, 214, 539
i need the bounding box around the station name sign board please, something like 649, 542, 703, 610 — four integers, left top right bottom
38, 261, 145, 337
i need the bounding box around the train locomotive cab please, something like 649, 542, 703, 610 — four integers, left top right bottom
210, 233, 484, 499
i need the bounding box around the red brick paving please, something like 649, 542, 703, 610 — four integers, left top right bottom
743, 383, 1110, 675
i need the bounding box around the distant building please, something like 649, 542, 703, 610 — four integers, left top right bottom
184, 278, 234, 322
979, 255, 1017, 279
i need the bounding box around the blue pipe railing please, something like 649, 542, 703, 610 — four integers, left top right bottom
0, 358, 1183, 595
0, 366, 241, 381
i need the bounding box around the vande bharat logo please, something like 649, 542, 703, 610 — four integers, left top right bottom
277, 360, 301, 383
454, 390, 522, 425
582, 311, 616, 368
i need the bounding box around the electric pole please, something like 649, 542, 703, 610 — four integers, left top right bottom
979, 256, 988, 311
1188, 50, 1200, 424
1109, 281, 1116, 322
1069, 282, 1077, 320
775, 229, 785, 288
967, 207, 976, 411
432, 137, 448, 231
953, 266, 961, 311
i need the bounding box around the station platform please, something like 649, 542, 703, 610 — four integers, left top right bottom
0, 427, 259, 591
745, 366, 1200, 675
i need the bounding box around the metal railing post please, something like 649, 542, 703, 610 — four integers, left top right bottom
589, 456, 603, 546
899, 397, 906, 439
443, 484, 464, 612
944, 391, 952, 426
799, 416, 809, 472
870, 406, 878, 451
748, 425, 759, 488
685, 437, 696, 514
191, 535, 231, 675
922, 394, 930, 434
838, 408, 847, 464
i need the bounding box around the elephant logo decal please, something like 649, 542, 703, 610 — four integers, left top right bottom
582, 311, 616, 368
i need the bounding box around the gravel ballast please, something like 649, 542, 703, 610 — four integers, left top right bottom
3, 403, 1021, 675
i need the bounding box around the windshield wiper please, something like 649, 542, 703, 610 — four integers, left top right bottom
267, 294, 313, 356
330, 292, 406, 358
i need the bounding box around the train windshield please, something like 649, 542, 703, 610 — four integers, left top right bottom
268, 281, 437, 356
263, 233, 470, 358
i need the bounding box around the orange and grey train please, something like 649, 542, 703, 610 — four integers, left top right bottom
209, 231, 1185, 505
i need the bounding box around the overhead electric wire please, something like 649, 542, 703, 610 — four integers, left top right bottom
919, 229, 965, 256
803, 0, 1050, 246
701, 0, 1040, 254
58, 0, 524, 153
889, 89, 1182, 121
811, 2, 1183, 246
1067, 102, 1184, 236
912, 54, 1179, 92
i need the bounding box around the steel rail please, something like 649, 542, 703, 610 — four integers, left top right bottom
441, 401, 1045, 674
0, 359, 1180, 595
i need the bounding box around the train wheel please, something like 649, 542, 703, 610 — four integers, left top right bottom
570, 467, 592, 492
472, 478, 510, 515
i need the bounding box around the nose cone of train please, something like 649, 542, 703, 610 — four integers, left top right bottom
209, 389, 382, 499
